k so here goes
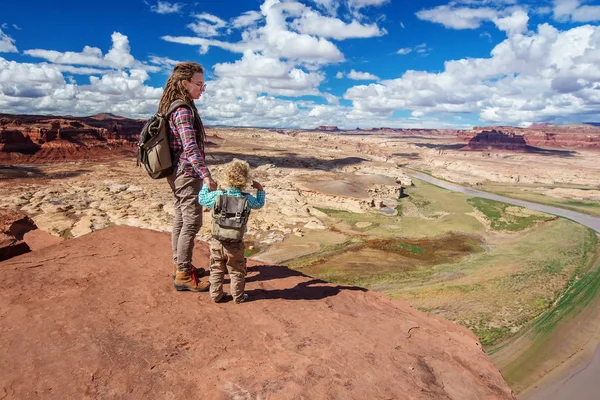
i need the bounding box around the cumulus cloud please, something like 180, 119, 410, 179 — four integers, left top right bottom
342, 23, 600, 125
553, 0, 600, 22
164, 0, 385, 64
416, 5, 499, 29
348, 0, 390, 10
291, 9, 386, 40
24, 32, 147, 70
232, 11, 263, 28
335, 71, 344, 78
0, 28, 18, 53
347, 69, 379, 80
187, 13, 228, 37
150, 1, 184, 14
0, 56, 163, 117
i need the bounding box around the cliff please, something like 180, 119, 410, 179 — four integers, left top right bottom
458, 125, 600, 151
0, 225, 515, 399
0, 113, 144, 164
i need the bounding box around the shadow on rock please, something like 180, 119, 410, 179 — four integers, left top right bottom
207, 151, 367, 171
0, 165, 91, 179
243, 264, 367, 301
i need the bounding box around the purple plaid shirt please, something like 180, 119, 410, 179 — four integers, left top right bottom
168, 105, 211, 180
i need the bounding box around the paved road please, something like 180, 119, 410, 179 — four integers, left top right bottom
407, 171, 600, 233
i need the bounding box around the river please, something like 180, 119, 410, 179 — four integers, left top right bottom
407, 171, 600, 233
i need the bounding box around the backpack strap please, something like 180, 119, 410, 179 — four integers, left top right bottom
165, 99, 189, 117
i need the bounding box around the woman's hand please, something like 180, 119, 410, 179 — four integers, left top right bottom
204, 176, 218, 191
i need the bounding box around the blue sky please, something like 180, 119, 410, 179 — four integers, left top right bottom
1, 0, 599, 128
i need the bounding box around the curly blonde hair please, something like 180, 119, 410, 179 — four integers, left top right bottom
224, 159, 251, 189
158, 62, 204, 115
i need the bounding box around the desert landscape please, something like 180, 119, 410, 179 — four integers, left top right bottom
2, 113, 600, 398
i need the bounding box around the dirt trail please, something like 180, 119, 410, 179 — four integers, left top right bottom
0, 226, 514, 399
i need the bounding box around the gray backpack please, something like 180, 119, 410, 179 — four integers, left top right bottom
137, 100, 188, 179
211, 194, 250, 242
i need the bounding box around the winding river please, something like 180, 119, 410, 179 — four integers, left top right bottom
407, 171, 600, 399
407, 171, 600, 233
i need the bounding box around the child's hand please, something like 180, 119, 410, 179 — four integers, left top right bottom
251, 180, 263, 190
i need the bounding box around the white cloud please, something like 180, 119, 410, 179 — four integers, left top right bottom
416, 5, 499, 29
291, 8, 386, 40
347, 69, 379, 80
13, 24, 21, 31
24, 32, 143, 70
493, 9, 528, 35
164, 0, 346, 65
0, 28, 18, 53
150, 1, 183, 14
232, 11, 263, 28
212, 50, 325, 97
335, 71, 344, 78
187, 13, 228, 37
0, 56, 163, 117
342, 23, 600, 125
397, 48, 412, 55
553, 0, 580, 21
551, 0, 600, 22
148, 55, 183, 71
348, 0, 390, 10
571, 5, 600, 22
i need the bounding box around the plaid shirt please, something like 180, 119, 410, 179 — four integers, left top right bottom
168, 105, 210, 180
198, 185, 266, 210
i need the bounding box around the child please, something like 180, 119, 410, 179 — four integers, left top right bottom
198, 159, 265, 303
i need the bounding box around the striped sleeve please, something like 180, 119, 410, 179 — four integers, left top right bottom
245, 190, 265, 209
172, 107, 210, 179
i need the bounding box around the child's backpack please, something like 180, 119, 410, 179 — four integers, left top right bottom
137, 100, 187, 179
211, 194, 250, 242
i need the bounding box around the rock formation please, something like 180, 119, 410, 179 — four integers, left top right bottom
0, 225, 516, 399
0, 113, 144, 164
458, 125, 600, 151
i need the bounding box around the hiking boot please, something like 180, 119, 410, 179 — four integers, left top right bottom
172, 263, 205, 280
174, 270, 210, 292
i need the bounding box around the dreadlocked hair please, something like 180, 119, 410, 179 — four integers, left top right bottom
158, 62, 204, 115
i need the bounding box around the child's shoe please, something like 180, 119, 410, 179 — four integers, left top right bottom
235, 293, 249, 304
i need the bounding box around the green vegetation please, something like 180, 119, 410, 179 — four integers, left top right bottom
472, 183, 600, 217
467, 197, 555, 231
283, 177, 599, 354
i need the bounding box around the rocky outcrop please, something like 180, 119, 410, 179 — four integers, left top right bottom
316, 125, 340, 131
458, 125, 600, 151
0, 225, 515, 399
0, 113, 145, 164
0, 208, 63, 261
463, 130, 528, 151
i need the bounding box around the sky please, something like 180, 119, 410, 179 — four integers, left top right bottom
0, 0, 599, 129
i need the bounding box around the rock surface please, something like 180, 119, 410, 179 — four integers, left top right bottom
0, 226, 515, 399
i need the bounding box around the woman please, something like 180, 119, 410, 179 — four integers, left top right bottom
158, 61, 217, 292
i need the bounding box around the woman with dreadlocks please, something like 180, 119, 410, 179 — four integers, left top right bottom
158, 61, 217, 292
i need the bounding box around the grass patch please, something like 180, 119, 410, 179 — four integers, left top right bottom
467, 197, 554, 231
